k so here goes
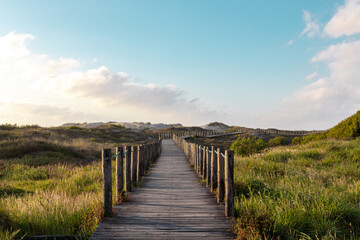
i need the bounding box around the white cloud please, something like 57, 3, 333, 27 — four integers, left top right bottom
0, 31, 220, 126
287, 10, 320, 46
300, 10, 320, 38
324, 0, 360, 38
305, 72, 318, 81
258, 40, 360, 129
39, 65, 216, 117
0, 100, 97, 126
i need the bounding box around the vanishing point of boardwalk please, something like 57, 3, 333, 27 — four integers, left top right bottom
90, 139, 235, 240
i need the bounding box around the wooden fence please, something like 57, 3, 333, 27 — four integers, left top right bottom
159, 128, 323, 140
172, 134, 234, 217
158, 131, 222, 139
101, 140, 162, 217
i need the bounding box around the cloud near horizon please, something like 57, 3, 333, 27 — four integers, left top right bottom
0, 99, 98, 126
0, 31, 221, 126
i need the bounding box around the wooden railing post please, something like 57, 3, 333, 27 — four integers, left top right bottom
210, 146, 217, 192
217, 148, 225, 203
206, 147, 211, 187
202, 146, 207, 181
195, 144, 198, 173
225, 150, 234, 217
102, 148, 112, 217
140, 145, 146, 176
145, 144, 150, 171
116, 146, 123, 201
124, 146, 131, 192
137, 145, 142, 182
131, 146, 137, 185
199, 146, 203, 177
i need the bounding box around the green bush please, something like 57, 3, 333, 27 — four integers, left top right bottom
268, 136, 290, 147
325, 111, 360, 139
292, 136, 302, 145
67, 125, 83, 130
230, 136, 267, 156
0, 124, 17, 130
301, 133, 325, 144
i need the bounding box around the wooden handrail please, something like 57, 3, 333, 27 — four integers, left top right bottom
101, 139, 162, 217
172, 134, 234, 217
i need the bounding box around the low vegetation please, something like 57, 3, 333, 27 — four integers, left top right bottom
233, 138, 360, 239
0, 124, 157, 239
230, 136, 267, 157
296, 111, 360, 144
231, 111, 360, 239
268, 136, 290, 147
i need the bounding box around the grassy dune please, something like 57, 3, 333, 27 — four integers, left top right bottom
233, 138, 360, 239
0, 124, 157, 239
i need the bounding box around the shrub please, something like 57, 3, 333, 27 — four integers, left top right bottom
230, 136, 267, 156
292, 136, 302, 145
268, 136, 290, 147
325, 110, 360, 139
301, 133, 325, 144
67, 125, 83, 130
0, 124, 17, 130
109, 124, 124, 129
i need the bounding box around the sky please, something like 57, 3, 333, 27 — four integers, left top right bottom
0, 0, 360, 130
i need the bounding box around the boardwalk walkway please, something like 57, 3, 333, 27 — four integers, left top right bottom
90, 139, 234, 240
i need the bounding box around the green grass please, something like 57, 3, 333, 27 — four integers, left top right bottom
0, 124, 158, 239
233, 138, 360, 239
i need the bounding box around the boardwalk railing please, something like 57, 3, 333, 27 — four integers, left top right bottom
159, 128, 323, 140
158, 131, 222, 139
172, 134, 234, 217
101, 140, 162, 217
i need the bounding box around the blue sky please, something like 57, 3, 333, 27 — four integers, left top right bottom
1, 0, 360, 129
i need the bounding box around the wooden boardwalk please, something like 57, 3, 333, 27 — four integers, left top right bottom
90, 139, 235, 240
